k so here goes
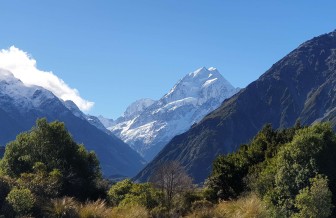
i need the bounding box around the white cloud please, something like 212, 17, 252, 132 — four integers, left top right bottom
0, 46, 94, 111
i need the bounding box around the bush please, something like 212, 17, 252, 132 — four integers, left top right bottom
108, 179, 160, 209
119, 183, 160, 209
173, 190, 204, 215
78, 199, 111, 218
150, 206, 169, 218
191, 199, 213, 211
0, 119, 102, 200
185, 200, 214, 218
6, 187, 35, 217
214, 193, 270, 218
107, 179, 133, 206
44, 197, 78, 218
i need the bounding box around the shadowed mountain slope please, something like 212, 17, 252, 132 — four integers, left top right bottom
135, 30, 336, 183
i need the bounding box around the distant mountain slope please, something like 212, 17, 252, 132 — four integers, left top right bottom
135, 30, 336, 183
0, 69, 145, 177
106, 67, 239, 161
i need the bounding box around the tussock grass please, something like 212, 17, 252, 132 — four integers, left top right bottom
214, 193, 270, 218
45, 197, 78, 218
111, 204, 149, 218
185, 193, 270, 218
77, 199, 112, 218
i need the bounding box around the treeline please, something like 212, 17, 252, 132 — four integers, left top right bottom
0, 119, 335, 217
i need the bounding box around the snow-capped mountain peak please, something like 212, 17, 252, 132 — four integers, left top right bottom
0, 68, 22, 84
163, 67, 236, 105
123, 98, 156, 119
106, 67, 240, 161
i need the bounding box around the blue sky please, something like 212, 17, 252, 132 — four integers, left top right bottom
0, 1, 336, 118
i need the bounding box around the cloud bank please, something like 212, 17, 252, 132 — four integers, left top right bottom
0, 46, 94, 111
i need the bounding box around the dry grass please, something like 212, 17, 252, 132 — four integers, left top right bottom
111, 204, 149, 218
214, 193, 270, 218
185, 199, 214, 218
45, 197, 78, 218
185, 193, 270, 218
77, 199, 112, 218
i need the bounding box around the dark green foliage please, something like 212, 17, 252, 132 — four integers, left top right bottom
206, 122, 336, 216
254, 123, 336, 216
0, 118, 102, 200
206, 123, 301, 201
17, 162, 62, 199
0, 176, 16, 216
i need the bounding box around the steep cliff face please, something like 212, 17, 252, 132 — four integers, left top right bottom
135, 30, 336, 183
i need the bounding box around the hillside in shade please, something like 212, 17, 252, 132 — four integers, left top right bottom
135, 30, 336, 183
0, 69, 145, 177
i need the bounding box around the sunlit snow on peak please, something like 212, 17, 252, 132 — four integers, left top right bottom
0, 46, 94, 111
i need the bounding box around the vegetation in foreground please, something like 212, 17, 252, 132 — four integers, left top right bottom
0, 118, 335, 217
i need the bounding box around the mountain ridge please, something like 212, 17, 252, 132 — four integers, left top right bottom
104, 67, 240, 161
0, 69, 145, 177
135, 30, 336, 183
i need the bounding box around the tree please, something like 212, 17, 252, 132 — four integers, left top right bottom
206, 124, 302, 202
150, 161, 193, 211
294, 174, 333, 218
0, 118, 102, 200
252, 123, 336, 216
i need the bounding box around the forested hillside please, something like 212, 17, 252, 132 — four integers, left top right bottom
0, 119, 334, 217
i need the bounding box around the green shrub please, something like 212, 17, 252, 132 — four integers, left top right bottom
119, 183, 160, 209
6, 187, 35, 216
107, 179, 133, 206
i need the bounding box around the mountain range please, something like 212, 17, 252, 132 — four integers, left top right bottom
102, 67, 239, 161
135, 30, 336, 183
0, 69, 145, 177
